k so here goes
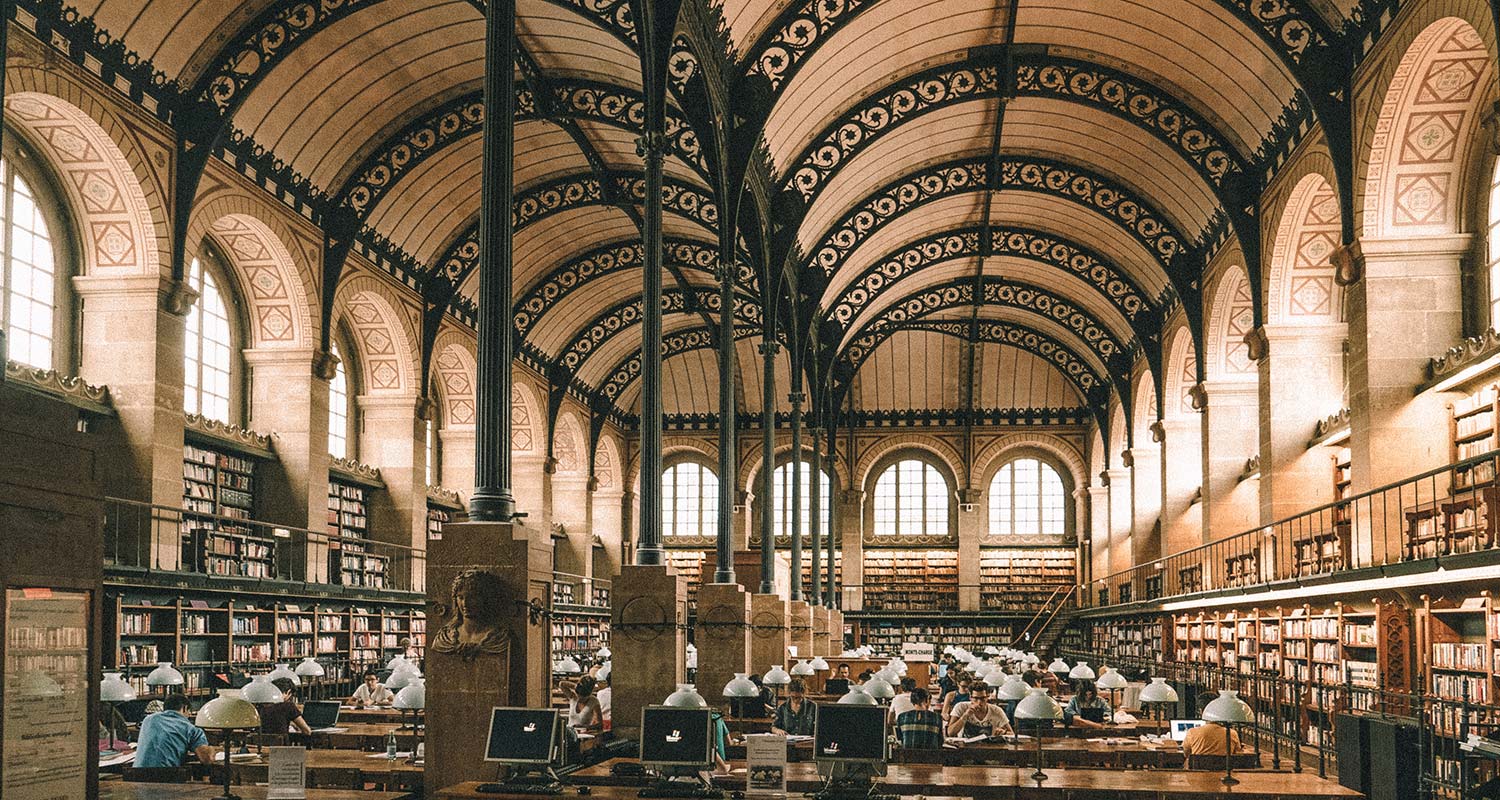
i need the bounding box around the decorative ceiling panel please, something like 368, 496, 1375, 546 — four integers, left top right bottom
81, 0, 278, 81
573, 119, 705, 187
527, 267, 711, 357
517, 0, 643, 89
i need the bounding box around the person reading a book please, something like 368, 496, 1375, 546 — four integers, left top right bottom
940, 672, 973, 725
946, 684, 1013, 738
772, 679, 816, 736
135, 694, 215, 768
1064, 680, 1112, 729
348, 671, 395, 707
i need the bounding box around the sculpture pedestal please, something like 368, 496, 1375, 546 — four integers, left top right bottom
695, 582, 751, 710
425, 521, 552, 795
611, 564, 687, 739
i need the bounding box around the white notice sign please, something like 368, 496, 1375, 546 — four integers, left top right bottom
745, 733, 787, 797
267, 746, 307, 799
3, 588, 90, 800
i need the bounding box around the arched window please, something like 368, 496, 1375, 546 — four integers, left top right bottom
662, 462, 718, 537
872, 459, 949, 536
0, 156, 63, 370
772, 461, 831, 538
328, 342, 350, 459
183, 257, 233, 423
989, 458, 1066, 536
1488, 158, 1500, 330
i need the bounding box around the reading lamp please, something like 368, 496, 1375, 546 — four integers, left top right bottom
294, 657, 325, 701
665, 684, 708, 708
393, 677, 426, 734
100, 672, 137, 747
240, 676, 283, 755
791, 659, 816, 677
198, 690, 261, 800
267, 663, 300, 686
1067, 661, 1096, 682
1202, 690, 1253, 786
836, 686, 878, 705
1096, 668, 1128, 725
145, 662, 185, 694
723, 673, 760, 718
763, 664, 792, 706
1138, 677, 1179, 730
1013, 688, 1063, 782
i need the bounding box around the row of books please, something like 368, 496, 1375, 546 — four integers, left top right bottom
1431, 642, 1487, 670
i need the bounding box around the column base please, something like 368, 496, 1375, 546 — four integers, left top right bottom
749, 594, 789, 682
694, 582, 751, 710
611, 564, 687, 740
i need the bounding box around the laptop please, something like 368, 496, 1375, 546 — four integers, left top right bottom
824, 678, 850, 695
303, 700, 342, 732
1078, 706, 1107, 725
1170, 719, 1205, 741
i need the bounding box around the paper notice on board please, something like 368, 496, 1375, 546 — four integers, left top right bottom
267, 746, 308, 799
745, 733, 787, 797
3, 588, 90, 800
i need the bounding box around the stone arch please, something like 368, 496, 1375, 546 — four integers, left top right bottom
625, 436, 719, 492
431, 328, 477, 428
1133, 369, 1158, 435
4, 90, 163, 280
554, 411, 587, 475
1205, 265, 1257, 379
594, 433, 623, 491
1108, 400, 1128, 465
196, 207, 318, 349
1268, 170, 1343, 324
852, 434, 965, 492
511, 379, 542, 454
1361, 13, 1497, 239
1163, 324, 1198, 418
739, 442, 851, 500
333, 275, 420, 396
972, 432, 1086, 493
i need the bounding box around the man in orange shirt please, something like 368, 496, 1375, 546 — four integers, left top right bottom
1182, 694, 1242, 756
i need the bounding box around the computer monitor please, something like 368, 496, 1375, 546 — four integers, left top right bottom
813, 704, 886, 764
639, 706, 715, 769
302, 700, 340, 729
823, 678, 850, 696
1170, 719, 1205, 741
484, 708, 562, 765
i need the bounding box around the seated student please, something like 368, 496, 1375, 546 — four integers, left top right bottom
259, 678, 313, 736
1064, 680, 1112, 729
560, 675, 604, 735
940, 673, 972, 725
772, 679, 816, 736
946, 684, 1013, 738
1182, 694, 1243, 756
824, 663, 853, 695
894, 688, 944, 750
856, 669, 874, 683
887, 677, 917, 726
348, 671, 395, 707
709, 709, 732, 774
595, 677, 612, 731
135, 694, 216, 768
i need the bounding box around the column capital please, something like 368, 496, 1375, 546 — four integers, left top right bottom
1125, 446, 1160, 465
1196, 379, 1258, 405
1086, 486, 1109, 499
759, 341, 781, 356
787, 391, 806, 406
635, 131, 668, 160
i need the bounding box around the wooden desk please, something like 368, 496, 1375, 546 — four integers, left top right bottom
313, 722, 422, 750
104, 784, 406, 800
722, 736, 1260, 769
723, 716, 772, 734
223, 748, 423, 784
336, 705, 407, 724
440, 769, 1362, 799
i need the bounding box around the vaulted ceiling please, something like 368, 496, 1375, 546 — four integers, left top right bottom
77, 0, 1362, 435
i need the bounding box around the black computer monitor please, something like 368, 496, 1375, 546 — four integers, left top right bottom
1078, 706, 1106, 725
484, 708, 562, 765
824, 678, 850, 696
302, 700, 340, 729
814, 704, 886, 764
639, 706, 714, 769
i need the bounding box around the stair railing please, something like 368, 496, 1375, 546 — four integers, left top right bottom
1010, 583, 1076, 648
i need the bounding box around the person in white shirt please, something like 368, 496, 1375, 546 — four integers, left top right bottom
887, 677, 917, 726
348, 672, 395, 707
946, 685, 1013, 738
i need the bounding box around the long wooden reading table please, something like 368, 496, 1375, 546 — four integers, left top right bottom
103, 784, 405, 800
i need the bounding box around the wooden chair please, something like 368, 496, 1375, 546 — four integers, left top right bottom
307, 767, 363, 790
122, 766, 192, 783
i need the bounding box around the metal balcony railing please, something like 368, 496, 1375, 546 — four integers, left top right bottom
1085, 450, 1500, 608
104, 496, 426, 594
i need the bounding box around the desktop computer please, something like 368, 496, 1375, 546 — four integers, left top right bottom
812, 704, 893, 800
637, 706, 722, 799
475, 707, 566, 795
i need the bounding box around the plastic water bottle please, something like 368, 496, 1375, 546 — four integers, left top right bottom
386, 731, 398, 760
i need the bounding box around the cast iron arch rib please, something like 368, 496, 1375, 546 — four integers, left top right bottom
552, 288, 763, 386
823, 226, 1152, 341
595, 324, 761, 414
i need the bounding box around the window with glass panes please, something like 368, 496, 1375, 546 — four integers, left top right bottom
988, 458, 1066, 536
183, 257, 233, 422
662, 462, 719, 537
872, 459, 949, 536
0, 159, 60, 369
1489, 158, 1500, 330
328, 342, 349, 458
772, 461, 832, 538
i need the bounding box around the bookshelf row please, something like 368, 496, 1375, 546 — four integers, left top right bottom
863, 550, 959, 611
979, 548, 1075, 611
851, 617, 1020, 653
106, 589, 424, 697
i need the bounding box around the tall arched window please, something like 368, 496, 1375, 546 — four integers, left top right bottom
183, 257, 233, 423
0, 156, 63, 370
328, 342, 350, 459
989, 458, 1066, 536
872, 459, 949, 536
1488, 158, 1500, 330
772, 461, 831, 537
662, 462, 718, 537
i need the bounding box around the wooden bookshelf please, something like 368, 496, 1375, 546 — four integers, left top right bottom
550, 615, 610, 665
426, 505, 453, 540
1088, 614, 1168, 665
1290, 448, 1354, 575
327, 479, 390, 589
978, 548, 1075, 612
851, 616, 1018, 653
799, 553, 841, 602
181, 443, 268, 576
105, 590, 424, 697
1452, 386, 1499, 488
664, 549, 706, 611
861, 549, 959, 611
